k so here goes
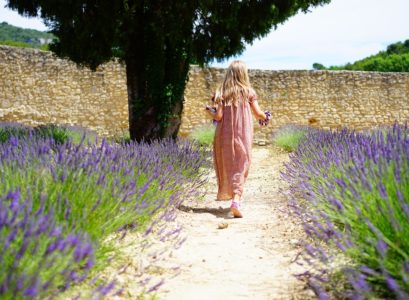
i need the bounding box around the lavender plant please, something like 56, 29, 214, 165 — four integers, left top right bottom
0, 123, 97, 145
283, 124, 409, 299
0, 190, 94, 299
0, 129, 210, 298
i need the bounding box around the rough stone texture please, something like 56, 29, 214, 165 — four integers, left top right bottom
0, 45, 128, 136
1, 46, 409, 140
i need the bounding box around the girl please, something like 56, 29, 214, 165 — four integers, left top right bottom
205, 60, 271, 218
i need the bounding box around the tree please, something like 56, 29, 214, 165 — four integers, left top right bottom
6, 0, 331, 141
312, 62, 326, 70
323, 39, 409, 72
0, 22, 54, 49
386, 40, 409, 55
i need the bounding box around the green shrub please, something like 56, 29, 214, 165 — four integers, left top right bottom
34, 124, 69, 144
0, 123, 95, 145
0, 123, 31, 142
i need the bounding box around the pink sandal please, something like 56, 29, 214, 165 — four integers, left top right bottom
230, 201, 243, 218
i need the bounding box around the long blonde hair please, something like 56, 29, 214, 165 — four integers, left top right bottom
214, 60, 253, 106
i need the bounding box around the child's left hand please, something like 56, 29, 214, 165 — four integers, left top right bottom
258, 111, 271, 126
205, 105, 217, 113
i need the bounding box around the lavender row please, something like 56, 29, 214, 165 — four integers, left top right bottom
0, 131, 211, 298
282, 124, 409, 299
0, 190, 94, 299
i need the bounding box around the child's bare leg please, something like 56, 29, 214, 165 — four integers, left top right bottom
231, 193, 243, 218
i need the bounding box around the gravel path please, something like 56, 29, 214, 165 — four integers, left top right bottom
60, 146, 315, 299
152, 146, 315, 300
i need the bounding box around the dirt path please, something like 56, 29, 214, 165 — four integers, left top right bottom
148, 146, 314, 300
57, 146, 314, 299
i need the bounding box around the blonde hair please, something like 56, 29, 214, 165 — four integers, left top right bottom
214, 60, 253, 106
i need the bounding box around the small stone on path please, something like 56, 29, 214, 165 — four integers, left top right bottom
217, 222, 229, 229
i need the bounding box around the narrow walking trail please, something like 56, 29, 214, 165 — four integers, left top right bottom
153, 146, 314, 300
57, 146, 314, 300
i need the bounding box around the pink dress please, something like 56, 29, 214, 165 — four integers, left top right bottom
213, 90, 256, 200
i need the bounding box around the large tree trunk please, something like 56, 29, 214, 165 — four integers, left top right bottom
125, 57, 161, 141
125, 54, 189, 142
162, 96, 184, 139
124, 2, 193, 142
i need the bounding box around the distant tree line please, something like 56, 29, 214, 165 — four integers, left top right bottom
0, 22, 54, 50
313, 40, 409, 72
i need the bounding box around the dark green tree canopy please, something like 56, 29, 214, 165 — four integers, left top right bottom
7, 0, 331, 140
7, 0, 331, 68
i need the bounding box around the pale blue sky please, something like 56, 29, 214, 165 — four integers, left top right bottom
1, 0, 408, 70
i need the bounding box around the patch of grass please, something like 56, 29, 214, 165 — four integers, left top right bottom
65, 126, 98, 145
0, 40, 49, 50
272, 125, 309, 152
188, 123, 215, 147
109, 131, 131, 144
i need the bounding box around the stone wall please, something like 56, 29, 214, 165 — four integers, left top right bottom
0, 46, 128, 136
183, 66, 409, 142
1, 46, 409, 141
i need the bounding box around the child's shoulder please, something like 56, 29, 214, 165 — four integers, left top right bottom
247, 88, 257, 102
249, 87, 257, 95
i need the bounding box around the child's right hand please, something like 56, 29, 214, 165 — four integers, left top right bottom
258, 111, 271, 126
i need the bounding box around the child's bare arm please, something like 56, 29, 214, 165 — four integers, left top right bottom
213, 104, 223, 121
250, 100, 267, 120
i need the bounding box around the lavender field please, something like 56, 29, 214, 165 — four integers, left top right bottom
0, 124, 211, 299
282, 124, 409, 299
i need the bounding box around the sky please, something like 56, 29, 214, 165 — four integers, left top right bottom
1, 0, 408, 70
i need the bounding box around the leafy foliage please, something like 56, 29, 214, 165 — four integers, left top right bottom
0, 21, 54, 49
312, 62, 326, 70
313, 39, 409, 72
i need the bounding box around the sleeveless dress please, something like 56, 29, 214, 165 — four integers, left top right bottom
213, 90, 257, 200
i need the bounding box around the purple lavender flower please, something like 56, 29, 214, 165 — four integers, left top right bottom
376, 239, 388, 257
1, 124, 210, 298
385, 274, 404, 297
95, 281, 116, 296
282, 123, 409, 299
23, 280, 38, 297
0, 190, 94, 299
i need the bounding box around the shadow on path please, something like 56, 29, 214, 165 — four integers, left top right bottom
178, 204, 232, 219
